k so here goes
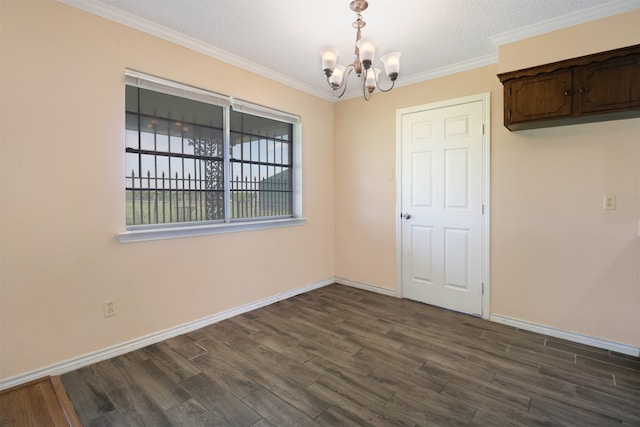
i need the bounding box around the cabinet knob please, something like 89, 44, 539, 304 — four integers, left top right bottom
564, 89, 574, 96
579, 86, 589, 93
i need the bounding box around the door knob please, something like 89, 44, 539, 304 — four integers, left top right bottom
402, 213, 411, 220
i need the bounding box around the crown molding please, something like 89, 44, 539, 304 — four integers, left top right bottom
57, 0, 333, 101
490, 0, 640, 47
55, 0, 496, 102
398, 53, 499, 89
58, 0, 638, 103
337, 53, 498, 101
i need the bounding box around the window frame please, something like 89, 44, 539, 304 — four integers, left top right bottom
118, 70, 304, 243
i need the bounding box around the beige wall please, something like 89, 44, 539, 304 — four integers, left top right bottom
0, 1, 335, 380
1, 2, 638, 382
498, 11, 640, 73
492, 10, 640, 346
335, 10, 640, 347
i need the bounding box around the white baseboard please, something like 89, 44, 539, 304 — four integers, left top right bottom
5, 280, 635, 391
0, 277, 334, 391
336, 278, 638, 357
490, 314, 640, 357
335, 277, 399, 297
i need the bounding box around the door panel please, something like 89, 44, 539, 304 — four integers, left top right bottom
411, 226, 433, 283
401, 100, 485, 316
411, 152, 433, 207
445, 148, 469, 209
444, 228, 469, 290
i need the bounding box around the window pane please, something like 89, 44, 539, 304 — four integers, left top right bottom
138, 89, 224, 130
229, 110, 293, 220
126, 86, 225, 226
231, 110, 292, 139
125, 152, 138, 187
125, 115, 139, 150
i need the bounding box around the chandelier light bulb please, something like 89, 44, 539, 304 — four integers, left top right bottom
329, 65, 346, 88
365, 67, 380, 92
381, 52, 401, 80
321, 48, 339, 75
356, 38, 376, 67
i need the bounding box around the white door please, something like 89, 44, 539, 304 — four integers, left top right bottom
399, 97, 488, 316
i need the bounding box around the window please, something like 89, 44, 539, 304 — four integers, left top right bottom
120, 70, 303, 242
125, 86, 226, 225
229, 110, 293, 220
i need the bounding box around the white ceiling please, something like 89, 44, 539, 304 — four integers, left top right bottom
62, 0, 639, 100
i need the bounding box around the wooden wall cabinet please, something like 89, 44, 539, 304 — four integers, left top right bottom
498, 45, 640, 131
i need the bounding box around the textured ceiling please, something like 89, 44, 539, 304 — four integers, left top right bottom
64, 0, 638, 100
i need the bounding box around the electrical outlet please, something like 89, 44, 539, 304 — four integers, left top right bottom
103, 300, 116, 317
602, 194, 616, 210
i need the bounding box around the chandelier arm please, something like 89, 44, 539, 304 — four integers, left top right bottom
362, 74, 372, 101
331, 65, 356, 98
370, 67, 395, 93
324, 75, 337, 90
375, 78, 396, 93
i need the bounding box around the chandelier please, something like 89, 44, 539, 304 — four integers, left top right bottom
320, 0, 401, 101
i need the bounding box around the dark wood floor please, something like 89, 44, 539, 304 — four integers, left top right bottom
61, 284, 640, 426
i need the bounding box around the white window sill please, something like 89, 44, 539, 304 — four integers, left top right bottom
117, 218, 307, 243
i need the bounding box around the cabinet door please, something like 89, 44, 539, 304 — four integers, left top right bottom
574, 54, 640, 115
505, 69, 573, 127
